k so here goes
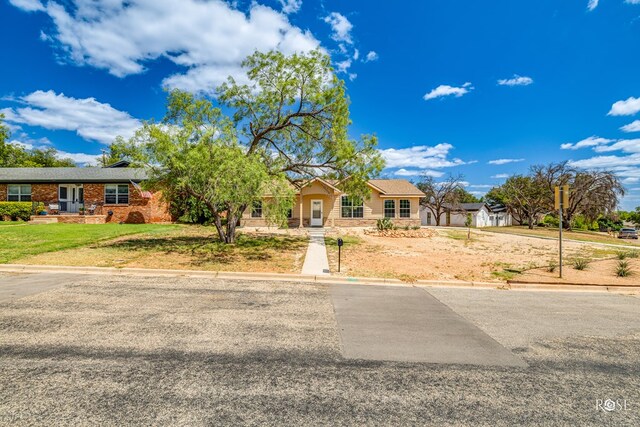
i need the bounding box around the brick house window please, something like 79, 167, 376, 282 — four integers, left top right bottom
7, 184, 31, 202
105, 184, 129, 205
341, 196, 364, 218
384, 200, 395, 218
251, 201, 263, 218
399, 199, 411, 218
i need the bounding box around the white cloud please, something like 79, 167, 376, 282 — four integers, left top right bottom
621, 120, 640, 133
9, 134, 98, 165
608, 97, 640, 116
279, 0, 302, 14
380, 143, 467, 169
335, 59, 352, 73
497, 75, 533, 87
487, 158, 525, 165
10, 1, 319, 94
395, 168, 443, 178
56, 150, 100, 165
587, 0, 599, 11
625, 0, 640, 4
491, 174, 510, 179
560, 136, 614, 150
593, 139, 640, 153
569, 155, 640, 169
2, 90, 141, 145
8, 0, 44, 12
424, 83, 473, 101
365, 51, 378, 62
324, 12, 353, 44
468, 184, 494, 188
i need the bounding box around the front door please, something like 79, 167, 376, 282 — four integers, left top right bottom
310, 199, 323, 227
59, 184, 84, 213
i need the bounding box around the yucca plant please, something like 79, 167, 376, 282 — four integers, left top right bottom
626, 251, 639, 259
616, 260, 632, 277
547, 260, 557, 273
573, 258, 589, 270
616, 252, 627, 260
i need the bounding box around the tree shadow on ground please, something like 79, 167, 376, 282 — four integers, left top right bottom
101, 233, 308, 266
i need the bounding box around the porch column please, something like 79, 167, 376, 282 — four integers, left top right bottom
298, 195, 303, 228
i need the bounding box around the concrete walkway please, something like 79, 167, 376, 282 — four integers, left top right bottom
301, 228, 331, 276
331, 284, 527, 367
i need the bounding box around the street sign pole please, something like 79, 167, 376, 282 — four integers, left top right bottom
337, 237, 343, 273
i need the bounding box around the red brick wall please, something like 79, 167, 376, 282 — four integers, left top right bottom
32, 184, 58, 202
0, 184, 6, 201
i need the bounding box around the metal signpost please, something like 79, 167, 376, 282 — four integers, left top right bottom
337, 237, 344, 272
554, 185, 569, 279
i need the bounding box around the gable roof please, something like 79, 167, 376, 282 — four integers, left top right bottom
368, 179, 425, 196
0, 167, 149, 183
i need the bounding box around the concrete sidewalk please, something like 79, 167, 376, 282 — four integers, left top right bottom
301, 228, 331, 275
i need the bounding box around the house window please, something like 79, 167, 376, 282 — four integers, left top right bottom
7, 184, 32, 202
399, 199, 411, 218
105, 184, 129, 205
384, 200, 395, 218
341, 196, 364, 218
251, 201, 263, 218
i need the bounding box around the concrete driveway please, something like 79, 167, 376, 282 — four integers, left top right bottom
1, 273, 639, 425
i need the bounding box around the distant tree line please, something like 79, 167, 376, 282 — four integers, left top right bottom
417, 162, 627, 230
0, 114, 76, 167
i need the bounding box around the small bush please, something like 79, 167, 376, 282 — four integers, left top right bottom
403, 225, 410, 230
411, 225, 420, 230
547, 260, 557, 273
0, 202, 39, 221
616, 252, 627, 260
626, 251, 639, 259
615, 260, 632, 277
573, 258, 589, 270
376, 218, 394, 231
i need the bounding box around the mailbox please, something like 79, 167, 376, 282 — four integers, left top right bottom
337, 238, 344, 247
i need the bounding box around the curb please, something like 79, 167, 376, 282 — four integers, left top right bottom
0, 264, 638, 294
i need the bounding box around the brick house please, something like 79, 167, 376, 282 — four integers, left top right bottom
0, 165, 172, 224
241, 178, 425, 228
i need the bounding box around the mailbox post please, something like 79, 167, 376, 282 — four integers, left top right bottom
337, 237, 344, 272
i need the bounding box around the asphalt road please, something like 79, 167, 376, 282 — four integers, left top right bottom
1, 273, 639, 426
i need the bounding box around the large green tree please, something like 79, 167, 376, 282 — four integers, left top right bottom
131, 50, 384, 243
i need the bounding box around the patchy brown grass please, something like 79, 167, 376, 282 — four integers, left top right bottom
17, 225, 308, 273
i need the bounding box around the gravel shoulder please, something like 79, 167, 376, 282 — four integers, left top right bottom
1, 275, 639, 426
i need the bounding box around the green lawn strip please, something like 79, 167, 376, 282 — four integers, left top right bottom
0, 223, 180, 264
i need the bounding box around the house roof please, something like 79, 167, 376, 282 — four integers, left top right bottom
0, 167, 149, 183
443, 202, 488, 212
368, 179, 425, 196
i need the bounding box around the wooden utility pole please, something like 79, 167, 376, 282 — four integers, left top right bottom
555, 185, 569, 278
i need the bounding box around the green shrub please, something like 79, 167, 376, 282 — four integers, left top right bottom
616, 252, 627, 260
573, 258, 589, 270
0, 202, 38, 221
616, 260, 632, 277
411, 225, 420, 230
542, 214, 559, 228
376, 217, 394, 231
626, 251, 639, 259
547, 260, 557, 273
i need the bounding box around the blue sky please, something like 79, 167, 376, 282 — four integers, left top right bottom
1, 0, 640, 208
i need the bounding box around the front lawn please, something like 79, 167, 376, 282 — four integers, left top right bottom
0, 223, 178, 263
8, 224, 308, 273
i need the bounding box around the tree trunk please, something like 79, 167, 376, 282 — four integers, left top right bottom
434, 208, 441, 226
528, 215, 535, 229
212, 213, 227, 242
225, 213, 238, 244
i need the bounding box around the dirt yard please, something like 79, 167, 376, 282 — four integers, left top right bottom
325, 227, 639, 285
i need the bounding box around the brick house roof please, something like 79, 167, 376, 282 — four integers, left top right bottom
0, 167, 149, 183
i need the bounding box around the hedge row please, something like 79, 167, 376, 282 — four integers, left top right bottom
0, 202, 43, 221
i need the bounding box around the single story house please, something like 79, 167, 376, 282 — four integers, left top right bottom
242, 178, 425, 228
420, 202, 512, 228
0, 166, 172, 224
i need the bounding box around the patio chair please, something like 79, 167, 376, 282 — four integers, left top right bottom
48, 204, 60, 215
87, 204, 98, 215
